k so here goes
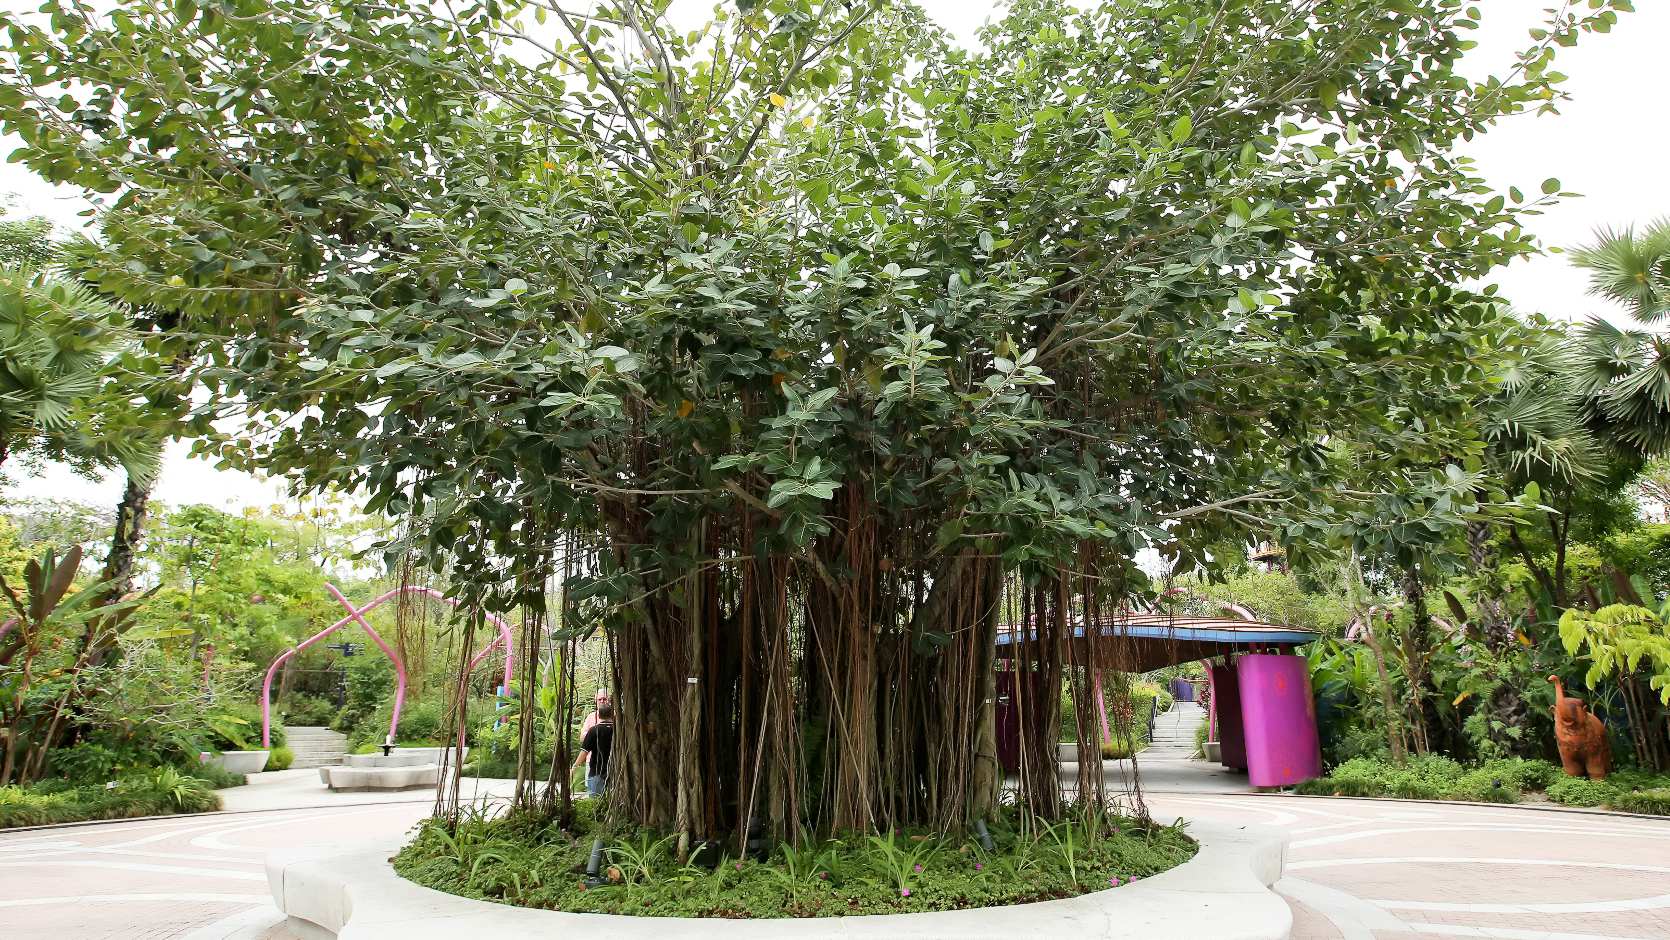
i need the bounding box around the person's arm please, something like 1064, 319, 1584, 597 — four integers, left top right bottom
573, 726, 596, 771
578, 711, 597, 764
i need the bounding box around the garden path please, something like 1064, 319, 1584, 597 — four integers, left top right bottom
0, 783, 1665, 939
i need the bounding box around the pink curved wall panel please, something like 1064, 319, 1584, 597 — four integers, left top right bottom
1236, 653, 1322, 788
1209, 661, 1247, 771
259, 583, 516, 749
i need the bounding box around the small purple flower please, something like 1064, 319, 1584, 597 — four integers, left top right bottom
734, 862, 742, 871
913, 863, 923, 873
818, 871, 828, 880
1109, 876, 1118, 886
901, 888, 911, 897
974, 862, 983, 871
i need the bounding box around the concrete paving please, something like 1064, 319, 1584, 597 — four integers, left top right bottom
1, 773, 1667, 939
219, 767, 513, 812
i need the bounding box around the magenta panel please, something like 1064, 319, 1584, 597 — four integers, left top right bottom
1236, 653, 1321, 788
1209, 662, 1246, 771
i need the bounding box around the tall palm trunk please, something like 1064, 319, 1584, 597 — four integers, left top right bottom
83, 466, 155, 665
1465, 520, 1510, 648
1399, 562, 1433, 755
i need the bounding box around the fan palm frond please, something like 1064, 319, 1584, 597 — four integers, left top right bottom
1572, 222, 1670, 322
1482, 324, 1602, 485
0, 265, 129, 456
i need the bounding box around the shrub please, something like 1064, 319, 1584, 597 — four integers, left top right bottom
1385, 755, 1465, 799
1546, 776, 1618, 807
267, 745, 295, 771
1611, 788, 1670, 816
1295, 757, 1388, 797
1450, 769, 1519, 804
0, 770, 220, 829
280, 693, 338, 727
1478, 758, 1561, 792
183, 762, 247, 789
204, 701, 285, 751
1297, 755, 1521, 801
1100, 738, 1138, 760
351, 699, 449, 749
50, 741, 135, 783
335, 654, 396, 734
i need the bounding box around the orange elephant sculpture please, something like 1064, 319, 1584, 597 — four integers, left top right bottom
1548, 675, 1609, 780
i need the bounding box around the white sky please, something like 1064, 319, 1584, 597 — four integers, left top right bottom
3, 0, 1666, 512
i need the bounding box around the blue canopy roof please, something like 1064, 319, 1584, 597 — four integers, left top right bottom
995, 615, 1318, 670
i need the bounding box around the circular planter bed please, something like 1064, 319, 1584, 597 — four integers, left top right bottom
266, 814, 1289, 939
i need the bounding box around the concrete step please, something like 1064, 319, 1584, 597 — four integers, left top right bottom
286, 726, 347, 739
281, 726, 347, 770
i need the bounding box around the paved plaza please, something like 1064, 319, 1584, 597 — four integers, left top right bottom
0, 768, 1666, 939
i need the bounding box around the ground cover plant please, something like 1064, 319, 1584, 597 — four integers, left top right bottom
394, 803, 1195, 918
0, 766, 219, 828
1296, 756, 1670, 813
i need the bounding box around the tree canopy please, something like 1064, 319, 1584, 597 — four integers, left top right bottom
0, 0, 1631, 841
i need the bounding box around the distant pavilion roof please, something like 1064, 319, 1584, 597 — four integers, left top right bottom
995, 614, 1318, 672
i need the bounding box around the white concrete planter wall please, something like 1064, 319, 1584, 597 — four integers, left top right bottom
209, 750, 270, 774
266, 817, 1289, 940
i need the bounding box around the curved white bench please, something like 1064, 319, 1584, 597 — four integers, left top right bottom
266, 816, 1290, 939
343, 747, 468, 769
317, 764, 438, 791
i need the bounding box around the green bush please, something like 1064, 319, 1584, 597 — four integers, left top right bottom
1545, 776, 1619, 807
1383, 755, 1465, 799
1478, 758, 1562, 792
1058, 679, 1171, 745
1451, 769, 1519, 803
335, 654, 396, 735
183, 762, 247, 789
1100, 738, 1138, 760
280, 693, 338, 726
1297, 755, 1559, 803
0, 769, 220, 829
351, 699, 449, 749
1611, 788, 1670, 816
267, 745, 295, 771
204, 701, 285, 751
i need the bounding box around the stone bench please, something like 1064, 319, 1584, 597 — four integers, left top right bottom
316, 747, 471, 791
343, 747, 468, 768
318, 763, 439, 791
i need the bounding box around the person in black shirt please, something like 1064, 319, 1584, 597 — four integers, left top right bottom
575, 701, 614, 797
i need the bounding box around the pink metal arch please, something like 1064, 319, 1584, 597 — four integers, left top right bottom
260, 583, 515, 748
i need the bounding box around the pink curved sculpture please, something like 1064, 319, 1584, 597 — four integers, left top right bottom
260, 583, 515, 748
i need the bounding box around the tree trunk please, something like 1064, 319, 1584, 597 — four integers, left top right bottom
1505, 524, 1557, 604
1399, 562, 1432, 755
1465, 520, 1509, 647
84, 469, 154, 665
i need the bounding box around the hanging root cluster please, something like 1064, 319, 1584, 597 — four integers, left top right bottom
422, 485, 1153, 858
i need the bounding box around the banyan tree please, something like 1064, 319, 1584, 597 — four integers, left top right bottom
0, 0, 1623, 847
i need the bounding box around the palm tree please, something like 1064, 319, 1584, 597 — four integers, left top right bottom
1571, 221, 1670, 321
1477, 324, 1600, 614
0, 266, 124, 468
1570, 221, 1670, 456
